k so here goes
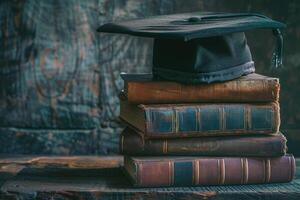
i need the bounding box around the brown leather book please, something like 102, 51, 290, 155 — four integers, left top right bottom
124, 155, 295, 187
120, 100, 280, 138
120, 127, 287, 156
121, 73, 280, 104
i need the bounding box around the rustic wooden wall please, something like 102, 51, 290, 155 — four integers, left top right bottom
0, 0, 299, 155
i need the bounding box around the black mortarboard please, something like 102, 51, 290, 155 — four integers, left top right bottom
97, 12, 286, 84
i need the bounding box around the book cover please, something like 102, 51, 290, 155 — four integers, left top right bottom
120, 100, 280, 138
121, 73, 280, 104
120, 127, 287, 156
124, 155, 295, 187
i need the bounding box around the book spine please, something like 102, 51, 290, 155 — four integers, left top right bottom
126, 78, 279, 103
133, 155, 295, 187
144, 103, 280, 138
120, 128, 287, 156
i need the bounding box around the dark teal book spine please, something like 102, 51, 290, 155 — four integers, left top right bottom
173, 161, 193, 186
144, 103, 279, 137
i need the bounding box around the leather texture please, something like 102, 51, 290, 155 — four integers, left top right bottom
122, 73, 280, 104
120, 127, 287, 156
120, 101, 280, 138
124, 155, 295, 187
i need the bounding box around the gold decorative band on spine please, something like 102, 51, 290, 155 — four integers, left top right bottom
222, 106, 226, 131
193, 160, 200, 185
197, 107, 201, 131
217, 159, 220, 184
243, 106, 247, 130
246, 105, 251, 130
218, 159, 226, 184
163, 140, 168, 154
265, 159, 271, 183
244, 158, 249, 184
173, 109, 178, 134
169, 161, 174, 186
241, 158, 249, 184
288, 156, 293, 182
220, 107, 225, 131
241, 158, 244, 183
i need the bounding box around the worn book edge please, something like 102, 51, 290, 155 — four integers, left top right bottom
120, 127, 287, 156
120, 99, 280, 138
125, 155, 295, 187
121, 73, 280, 103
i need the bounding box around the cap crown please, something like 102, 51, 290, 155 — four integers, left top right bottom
98, 12, 286, 83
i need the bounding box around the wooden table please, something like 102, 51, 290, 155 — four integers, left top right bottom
0, 155, 300, 200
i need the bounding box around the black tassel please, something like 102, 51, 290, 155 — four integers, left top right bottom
272, 29, 283, 68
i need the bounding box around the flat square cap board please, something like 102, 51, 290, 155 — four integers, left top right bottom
98, 12, 286, 84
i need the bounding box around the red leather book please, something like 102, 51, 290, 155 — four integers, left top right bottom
120, 100, 280, 138
124, 155, 295, 187
121, 73, 280, 104
120, 127, 287, 156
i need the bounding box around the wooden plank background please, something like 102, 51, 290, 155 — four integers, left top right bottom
0, 0, 299, 155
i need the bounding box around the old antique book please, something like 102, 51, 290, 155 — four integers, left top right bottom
121, 73, 280, 104
120, 100, 280, 138
124, 155, 295, 187
120, 127, 287, 156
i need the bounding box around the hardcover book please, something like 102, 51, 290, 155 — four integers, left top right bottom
120, 100, 280, 138
124, 155, 295, 187
120, 127, 287, 156
121, 73, 280, 104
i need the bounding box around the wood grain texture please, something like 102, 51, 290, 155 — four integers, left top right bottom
0, 156, 299, 200
0, 0, 200, 154
0, 155, 123, 169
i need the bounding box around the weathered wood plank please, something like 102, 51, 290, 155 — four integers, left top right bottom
1, 168, 300, 199
0, 156, 299, 200
1, 0, 299, 156
0, 155, 123, 190
0, 155, 123, 169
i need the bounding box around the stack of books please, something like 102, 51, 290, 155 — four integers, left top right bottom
119, 73, 295, 187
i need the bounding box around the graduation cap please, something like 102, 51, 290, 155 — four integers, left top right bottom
97, 12, 286, 84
